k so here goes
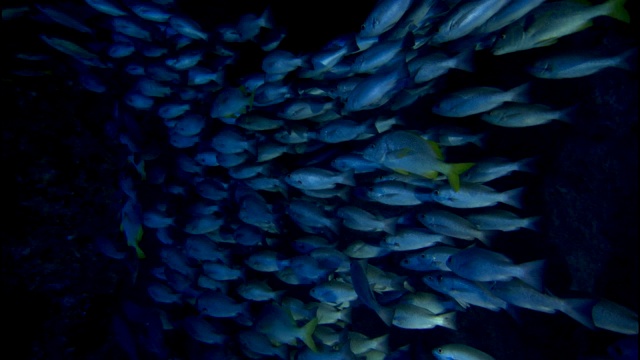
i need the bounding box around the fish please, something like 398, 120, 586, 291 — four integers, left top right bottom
492, 0, 630, 55
359, 0, 413, 38
285, 167, 356, 190
362, 130, 474, 191
432, 343, 496, 360
337, 206, 399, 234
349, 260, 394, 326
490, 279, 596, 329
430, 0, 510, 44
392, 303, 457, 330
423, 272, 508, 311
384, 229, 454, 251
418, 210, 491, 244
432, 83, 530, 118
527, 48, 637, 79
344, 66, 410, 112
465, 209, 541, 232
446, 246, 546, 291
431, 183, 525, 209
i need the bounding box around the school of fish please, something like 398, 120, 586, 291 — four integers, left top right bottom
4, 0, 637, 359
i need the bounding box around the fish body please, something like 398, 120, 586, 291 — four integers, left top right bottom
423, 272, 507, 311
431, 0, 509, 43
285, 167, 355, 190
492, 0, 630, 55
400, 245, 459, 271
392, 303, 457, 330
384, 229, 452, 251
432, 343, 495, 360
432, 84, 530, 118
446, 246, 545, 290
363, 130, 474, 191
359, 0, 413, 38
432, 184, 524, 209
418, 210, 488, 243
528, 48, 636, 79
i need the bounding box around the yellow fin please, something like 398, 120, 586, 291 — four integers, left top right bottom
425, 140, 444, 160
389, 148, 414, 159
391, 168, 410, 175
301, 318, 318, 352
447, 163, 475, 192
421, 170, 439, 179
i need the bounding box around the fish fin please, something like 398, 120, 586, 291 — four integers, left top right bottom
515, 156, 539, 173
390, 148, 415, 159
375, 306, 395, 327
341, 168, 356, 187
383, 217, 399, 235
613, 48, 638, 72
509, 83, 531, 103
452, 49, 476, 73
392, 168, 411, 175
259, 6, 275, 29
301, 318, 318, 352
425, 140, 444, 160
477, 231, 498, 247
439, 311, 457, 330
453, 297, 470, 309
518, 259, 546, 291
446, 162, 475, 192
523, 216, 543, 232
421, 170, 440, 179
534, 37, 561, 48
606, 0, 630, 23
502, 187, 525, 208
471, 132, 488, 148
375, 116, 404, 133
560, 298, 598, 329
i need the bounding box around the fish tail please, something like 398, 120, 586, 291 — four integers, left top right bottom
373, 334, 390, 353
453, 49, 476, 73
383, 217, 399, 235
300, 318, 318, 352
523, 216, 543, 232
259, 6, 275, 29
560, 298, 598, 329
516, 156, 538, 173
341, 168, 356, 187
614, 48, 638, 72
446, 162, 475, 192
509, 83, 531, 103
438, 311, 458, 330
502, 187, 525, 208
375, 116, 404, 133
605, 0, 630, 23
471, 132, 488, 148
375, 306, 395, 326
518, 259, 546, 291
476, 230, 497, 247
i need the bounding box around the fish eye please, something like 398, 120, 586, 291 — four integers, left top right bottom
437, 275, 443, 281
433, 190, 440, 196
361, 24, 366, 30
436, 348, 443, 354
402, 259, 409, 264
500, 33, 506, 39
420, 254, 425, 258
